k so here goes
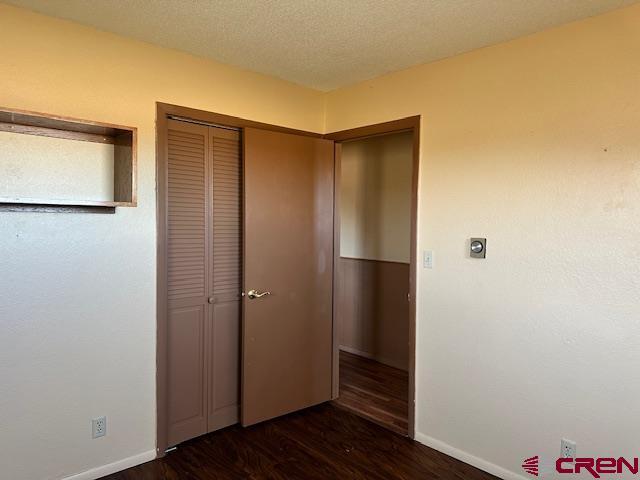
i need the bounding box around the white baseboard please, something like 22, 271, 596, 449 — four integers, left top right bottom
61, 450, 156, 480
414, 432, 526, 480
339, 346, 408, 371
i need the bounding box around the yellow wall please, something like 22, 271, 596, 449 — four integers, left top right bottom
0, 4, 322, 480
326, 4, 640, 478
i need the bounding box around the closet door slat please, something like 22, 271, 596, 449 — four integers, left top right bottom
207, 127, 242, 432
166, 119, 209, 446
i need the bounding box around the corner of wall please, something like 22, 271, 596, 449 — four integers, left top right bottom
61, 450, 156, 480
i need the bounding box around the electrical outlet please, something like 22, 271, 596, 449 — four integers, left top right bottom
561, 438, 576, 458
92, 416, 107, 439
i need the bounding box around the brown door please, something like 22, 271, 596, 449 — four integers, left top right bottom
166, 119, 241, 446
207, 126, 242, 431
166, 120, 209, 446
242, 128, 335, 426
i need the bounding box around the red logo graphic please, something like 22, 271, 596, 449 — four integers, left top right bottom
522, 456, 640, 478
522, 456, 539, 476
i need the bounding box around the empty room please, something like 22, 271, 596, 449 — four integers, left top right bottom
1, 1, 639, 480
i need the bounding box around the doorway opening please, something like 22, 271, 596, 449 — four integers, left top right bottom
327, 119, 419, 437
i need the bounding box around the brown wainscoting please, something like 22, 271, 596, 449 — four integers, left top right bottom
337, 257, 410, 371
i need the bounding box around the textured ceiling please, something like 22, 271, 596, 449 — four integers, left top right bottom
5, 0, 638, 90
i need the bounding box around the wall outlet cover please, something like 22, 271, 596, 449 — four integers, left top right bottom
92, 416, 106, 439
561, 438, 576, 458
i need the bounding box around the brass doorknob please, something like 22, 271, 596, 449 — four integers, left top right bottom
247, 289, 271, 299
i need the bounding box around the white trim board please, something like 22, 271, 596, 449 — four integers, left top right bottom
61, 450, 156, 480
414, 432, 527, 480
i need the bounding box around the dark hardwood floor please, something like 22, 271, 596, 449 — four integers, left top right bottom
101, 403, 498, 480
333, 350, 409, 435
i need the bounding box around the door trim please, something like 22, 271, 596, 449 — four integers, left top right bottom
157, 103, 419, 454
158, 103, 322, 138
325, 116, 420, 439
156, 103, 322, 457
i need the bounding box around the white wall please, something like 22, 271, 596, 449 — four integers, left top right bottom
0, 4, 323, 480
326, 4, 640, 479
0, 131, 115, 201
340, 131, 413, 263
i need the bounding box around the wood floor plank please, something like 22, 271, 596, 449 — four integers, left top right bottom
333, 350, 409, 434
100, 403, 498, 480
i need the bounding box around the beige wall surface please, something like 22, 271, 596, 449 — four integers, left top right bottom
326, 4, 640, 479
0, 131, 115, 202
340, 131, 413, 263
0, 4, 323, 480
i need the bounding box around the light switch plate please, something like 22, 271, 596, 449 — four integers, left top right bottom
423, 250, 433, 269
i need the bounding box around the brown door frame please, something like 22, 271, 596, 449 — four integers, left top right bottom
325, 116, 420, 439
156, 102, 321, 457
157, 103, 419, 455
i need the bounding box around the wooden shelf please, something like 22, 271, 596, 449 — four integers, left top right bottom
0, 107, 137, 211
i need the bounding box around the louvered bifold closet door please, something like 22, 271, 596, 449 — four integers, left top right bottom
166, 119, 210, 446
207, 126, 242, 431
